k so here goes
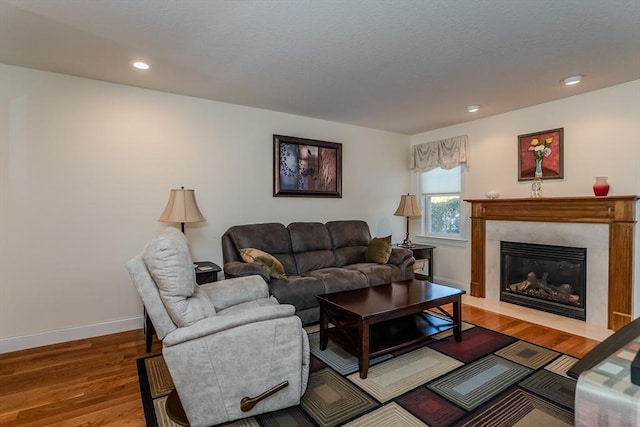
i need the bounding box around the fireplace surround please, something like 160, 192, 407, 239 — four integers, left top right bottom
465, 196, 637, 331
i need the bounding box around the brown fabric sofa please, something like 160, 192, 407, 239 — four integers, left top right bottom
221, 220, 415, 324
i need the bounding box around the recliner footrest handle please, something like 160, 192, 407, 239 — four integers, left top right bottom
240, 381, 289, 412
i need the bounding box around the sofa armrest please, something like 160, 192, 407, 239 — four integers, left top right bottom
163, 303, 296, 347
388, 247, 415, 280
223, 260, 271, 282
388, 247, 413, 265
200, 275, 270, 312
567, 317, 639, 379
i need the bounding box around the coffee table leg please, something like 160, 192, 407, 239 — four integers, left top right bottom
319, 303, 328, 350
358, 320, 370, 379
453, 296, 462, 342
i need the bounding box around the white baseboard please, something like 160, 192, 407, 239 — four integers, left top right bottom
431, 276, 468, 291
0, 315, 144, 354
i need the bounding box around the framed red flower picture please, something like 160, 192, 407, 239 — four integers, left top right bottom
518, 128, 564, 181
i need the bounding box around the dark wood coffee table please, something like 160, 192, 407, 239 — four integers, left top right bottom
316, 279, 465, 379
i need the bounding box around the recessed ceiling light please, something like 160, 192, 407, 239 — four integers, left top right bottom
467, 105, 480, 113
132, 61, 150, 70
562, 75, 582, 86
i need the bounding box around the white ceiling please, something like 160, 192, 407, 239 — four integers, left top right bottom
1, 0, 638, 135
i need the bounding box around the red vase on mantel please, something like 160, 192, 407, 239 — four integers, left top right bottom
593, 176, 610, 196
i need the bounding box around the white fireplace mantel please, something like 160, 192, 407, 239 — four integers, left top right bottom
465, 196, 638, 331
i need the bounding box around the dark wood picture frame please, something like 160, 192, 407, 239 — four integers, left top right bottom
517, 128, 564, 181
273, 134, 342, 198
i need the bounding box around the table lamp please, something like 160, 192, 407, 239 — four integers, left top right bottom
158, 186, 206, 233
393, 193, 422, 248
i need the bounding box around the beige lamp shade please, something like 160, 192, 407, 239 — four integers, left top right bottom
158, 188, 206, 232
394, 194, 421, 248
393, 194, 422, 217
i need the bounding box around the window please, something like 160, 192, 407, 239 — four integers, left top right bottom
419, 166, 464, 239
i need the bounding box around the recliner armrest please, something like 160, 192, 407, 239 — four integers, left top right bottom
200, 275, 270, 311
162, 304, 296, 347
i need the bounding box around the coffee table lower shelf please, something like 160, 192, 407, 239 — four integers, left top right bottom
326, 312, 454, 361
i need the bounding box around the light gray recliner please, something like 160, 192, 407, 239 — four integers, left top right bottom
127, 227, 309, 426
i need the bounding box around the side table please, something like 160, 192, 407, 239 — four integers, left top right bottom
194, 261, 222, 285
144, 261, 221, 352
406, 244, 435, 282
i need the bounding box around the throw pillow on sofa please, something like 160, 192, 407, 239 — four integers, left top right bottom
240, 248, 287, 278
366, 235, 392, 264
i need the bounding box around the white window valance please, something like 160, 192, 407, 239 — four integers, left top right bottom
410, 135, 469, 172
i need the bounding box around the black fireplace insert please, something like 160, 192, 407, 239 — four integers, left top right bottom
500, 241, 586, 320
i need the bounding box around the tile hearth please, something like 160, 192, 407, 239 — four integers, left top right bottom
463, 295, 612, 342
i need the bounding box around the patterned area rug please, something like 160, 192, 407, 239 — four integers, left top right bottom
136, 324, 577, 426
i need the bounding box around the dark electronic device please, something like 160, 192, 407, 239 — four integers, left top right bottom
631, 350, 640, 386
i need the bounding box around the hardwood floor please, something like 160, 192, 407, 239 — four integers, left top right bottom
0, 329, 157, 426
0, 306, 600, 426
462, 305, 600, 358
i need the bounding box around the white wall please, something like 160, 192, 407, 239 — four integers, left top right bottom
0, 65, 410, 352
410, 80, 640, 319
2, 65, 638, 351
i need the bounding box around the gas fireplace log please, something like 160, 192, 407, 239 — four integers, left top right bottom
508, 272, 573, 295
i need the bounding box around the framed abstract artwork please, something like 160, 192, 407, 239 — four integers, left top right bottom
517, 128, 564, 181
273, 134, 342, 198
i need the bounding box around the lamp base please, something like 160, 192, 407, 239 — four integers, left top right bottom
400, 217, 416, 248
398, 240, 417, 249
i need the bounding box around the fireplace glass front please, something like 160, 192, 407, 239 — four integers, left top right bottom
500, 241, 586, 320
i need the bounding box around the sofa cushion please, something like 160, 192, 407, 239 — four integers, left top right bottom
269, 276, 326, 312
288, 222, 335, 273
225, 223, 297, 274
228, 223, 291, 253
345, 263, 404, 287
366, 235, 392, 264
143, 228, 216, 327
240, 248, 286, 279
293, 250, 336, 274
326, 220, 371, 266
305, 267, 368, 293
332, 245, 367, 267
326, 220, 371, 248
288, 222, 332, 252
